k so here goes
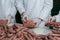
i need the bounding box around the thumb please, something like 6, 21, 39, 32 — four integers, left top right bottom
24, 15, 29, 20
52, 17, 56, 22
48, 17, 52, 22
6, 16, 11, 24
23, 15, 29, 22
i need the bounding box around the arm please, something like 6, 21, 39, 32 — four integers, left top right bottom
54, 11, 60, 22
7, 0, 16, 20
39, 0, 53, 21
16, 0, 25, 14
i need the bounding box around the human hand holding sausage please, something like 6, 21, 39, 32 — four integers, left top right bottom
48, 16, 56, 22
21, 12, 29, 22
35, 18, 42, 27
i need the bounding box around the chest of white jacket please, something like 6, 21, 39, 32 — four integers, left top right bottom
1, 0, 16, 17
2, 0, 15, 9
24, 0, 45, 10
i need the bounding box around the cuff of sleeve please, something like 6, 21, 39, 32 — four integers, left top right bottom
39, 17, 48, 22
19, 9, 25, 14
55, 15, 60, 22
39, 15, 51, 22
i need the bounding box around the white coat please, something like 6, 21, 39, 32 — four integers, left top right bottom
55, 11, 60, 22
16, 0, 53, 27
0, 0, 16, 23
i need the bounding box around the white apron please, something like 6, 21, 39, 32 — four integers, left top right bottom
16, 0, 53, 27
55, 11, 60, 22
0, 0, 16, 23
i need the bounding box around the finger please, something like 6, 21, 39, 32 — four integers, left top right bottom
25, 15, 29, 21
24, 17, 28, 21
35, 20, 41, 27
48, 17, 50, 22
23, 15, 29, 22
49, 17, 52, 22
48, 17, 52, 22
52, 17, 56, 22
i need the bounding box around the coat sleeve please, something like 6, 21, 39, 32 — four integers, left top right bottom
39, 0, 53, 21
8, 0, 16, 18
16, 0, 25, 14
54, 11, 60, 22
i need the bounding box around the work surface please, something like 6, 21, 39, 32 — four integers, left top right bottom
31, 27, 52, 35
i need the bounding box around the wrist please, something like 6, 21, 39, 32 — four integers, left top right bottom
38, 18, 43, 21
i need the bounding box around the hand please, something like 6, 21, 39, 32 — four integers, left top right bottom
48, 16, 56, 22
23, 20, 37, 28
5, 16, 11, 24
0, 19, 8, 26
35, 18, 42, 27
21, 12, 29, 22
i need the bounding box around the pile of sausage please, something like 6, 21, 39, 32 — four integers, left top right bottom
0, 20, 60, 40
52, 30, 60, 34
0, 24, 60, 40
0, 23, 36, 40
47, 31, 60, 40
45, 22, 60, 28
0, 26, 6, 40
0, 19, 8, 26
0, 23, 46, 40
23, 20, 37, 28
34, 29, 60, 40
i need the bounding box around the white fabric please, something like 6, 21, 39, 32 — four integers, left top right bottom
0, 0, 16, 23
16, 0, 53, 27
31, 27, 52, 35
55, 11, 60, 22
